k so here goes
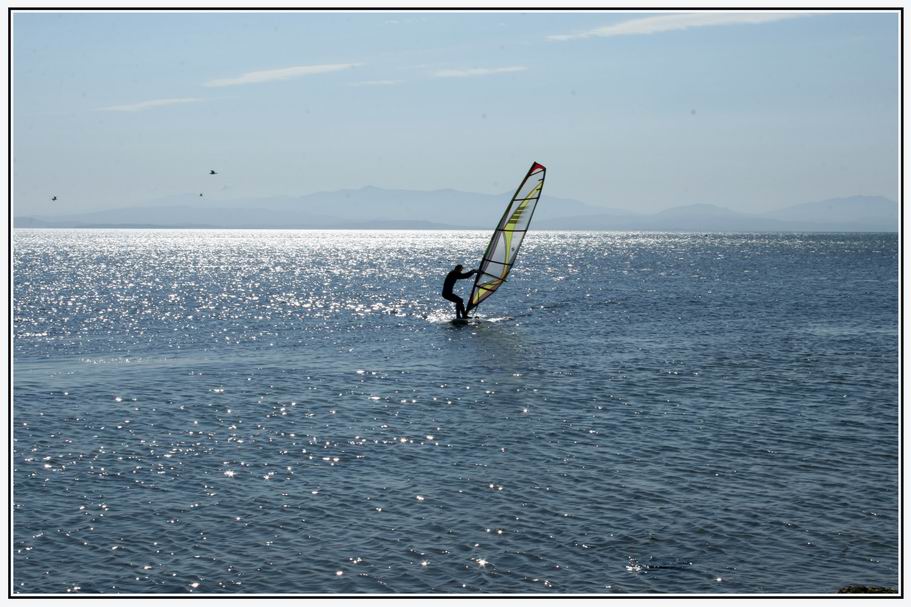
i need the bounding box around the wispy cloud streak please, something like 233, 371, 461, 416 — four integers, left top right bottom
548, 12, 803, 41
98, 97, 202, 112
348, 80, 404, 87
432, 66, 528, 78
205, 63, 361, 87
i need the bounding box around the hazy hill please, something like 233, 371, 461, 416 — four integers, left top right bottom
535, 199, 898, 231
14, 190, 898, 232
761, 196, 897, 230
194, 187, 606, 227
15, 188, 616, 229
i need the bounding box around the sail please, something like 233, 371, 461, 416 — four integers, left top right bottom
466, 161, 546, 312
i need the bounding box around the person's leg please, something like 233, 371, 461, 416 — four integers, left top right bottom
443, 293, 464, 318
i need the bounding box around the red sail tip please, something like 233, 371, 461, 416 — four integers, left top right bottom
530, 162, 545, 173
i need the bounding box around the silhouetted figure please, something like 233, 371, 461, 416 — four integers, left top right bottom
209, 170, 217, 175
51, 196, 57, 201
442, 264, 477, 319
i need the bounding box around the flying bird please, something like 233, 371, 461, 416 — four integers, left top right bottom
209, 170, 217, 175
51, 196, 57, 201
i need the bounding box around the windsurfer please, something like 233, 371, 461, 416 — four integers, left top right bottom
442, 264, 478, 319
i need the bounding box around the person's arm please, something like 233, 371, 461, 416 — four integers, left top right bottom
460, 269, 478, 279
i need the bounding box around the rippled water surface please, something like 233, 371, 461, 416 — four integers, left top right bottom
13, 229, 898, 594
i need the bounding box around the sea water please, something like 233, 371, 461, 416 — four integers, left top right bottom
12, 229, 899, 594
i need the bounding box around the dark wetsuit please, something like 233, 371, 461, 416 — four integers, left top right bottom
442, 267, 477, 319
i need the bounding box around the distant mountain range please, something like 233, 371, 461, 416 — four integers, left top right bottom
14, 190, 898, 232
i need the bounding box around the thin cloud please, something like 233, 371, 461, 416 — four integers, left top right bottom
205, 63, 361, 87
548, 12, 804, 41
348, 80, 404, 87
433, 66, 528, 78
98, 97, 202, 112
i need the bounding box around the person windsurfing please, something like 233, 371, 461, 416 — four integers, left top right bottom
442, 264, 478, 319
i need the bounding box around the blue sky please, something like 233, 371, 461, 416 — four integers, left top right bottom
13, 10, 900, 216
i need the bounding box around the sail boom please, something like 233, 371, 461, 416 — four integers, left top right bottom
477, 270, 507, 281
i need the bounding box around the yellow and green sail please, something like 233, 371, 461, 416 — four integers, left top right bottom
466, 162, 546, 312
